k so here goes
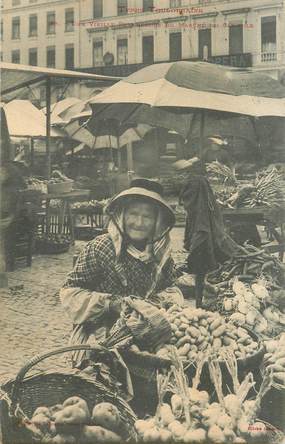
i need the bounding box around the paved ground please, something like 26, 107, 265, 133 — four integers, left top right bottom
0, 228, 185, 383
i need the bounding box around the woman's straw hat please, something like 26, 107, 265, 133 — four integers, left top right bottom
106, 178, 175, 227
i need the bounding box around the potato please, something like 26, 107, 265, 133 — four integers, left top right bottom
159, 403, 175, 427
33, 406, 52, 418
32, 414, 51, 433
92, 402, 121, 434
52, 434, 76, 444
80, 425, 121, 443
183, 428, 206, 443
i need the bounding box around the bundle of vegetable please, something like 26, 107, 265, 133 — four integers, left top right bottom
157, 306, 260, 362
242, 167, 284, 208
135, 348, 276, 444
206, 161, 238, 188
102, 298, 172, 352
263, 333, 285, 388
206, 244, 285, 291
28, 396, 128, 443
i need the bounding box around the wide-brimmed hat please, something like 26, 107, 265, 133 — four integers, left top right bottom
173, 157, 200, 172
208, 135, 228, 146
106, 178, 175, 227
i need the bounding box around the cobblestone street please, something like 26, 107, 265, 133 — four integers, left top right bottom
0, 229, 185, 383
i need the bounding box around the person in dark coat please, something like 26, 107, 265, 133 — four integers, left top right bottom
174, 157, 239, 307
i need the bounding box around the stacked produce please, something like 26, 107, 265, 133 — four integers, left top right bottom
135, 348, 275, 444
263, 333, 285, 388
156, 306, 260, 362
207, 163, 284, 209
25, 176, 48, 194
205, 244, 285, 337
71, 199, 109, 212
28, 396, 130, 443
48, 170, 73, 185
224, 278, 285, 338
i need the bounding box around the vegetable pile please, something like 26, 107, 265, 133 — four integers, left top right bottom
207, 163, 284, 209
205, 244, 285, 338
135, 348, 274, 444
226, 278, 285, 338
48, 170, 73, 185
263, 333, 285, 388
29, 397, 129, 443
156, 306, 260, 362
71, 199, 109, 212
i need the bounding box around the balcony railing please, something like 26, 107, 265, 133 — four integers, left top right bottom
261, 52, 277, 62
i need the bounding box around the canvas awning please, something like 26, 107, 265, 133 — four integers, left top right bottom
0, 62, 121, 95
4, 100, 64, 137
0, 63, 121, 177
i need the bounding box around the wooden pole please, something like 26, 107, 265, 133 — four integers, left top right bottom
199, 109, 205, 162
127, 142, 134, 185
30, 137, 34, 170
46, 77, 51, 179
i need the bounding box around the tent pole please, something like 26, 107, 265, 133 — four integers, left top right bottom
199, 109, 205, 162
46, 77, 51, 179
250, 116, 262, 162
127, 142, 134, 185
30, 137, 34, 170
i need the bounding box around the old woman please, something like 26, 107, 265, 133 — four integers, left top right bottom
60, 178, 183, 366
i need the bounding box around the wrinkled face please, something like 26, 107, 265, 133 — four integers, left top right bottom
124, 200, 156, 242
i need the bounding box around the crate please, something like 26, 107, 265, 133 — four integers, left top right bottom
36, 210, 71, 237
4, 215, 34, 271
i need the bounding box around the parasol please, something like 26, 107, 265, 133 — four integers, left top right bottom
64, 112, 153, 150
87, 61, 285, 162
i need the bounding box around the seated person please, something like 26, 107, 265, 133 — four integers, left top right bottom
60, 178, 183, 366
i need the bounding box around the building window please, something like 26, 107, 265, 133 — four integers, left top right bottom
117, 38, 128, 64
47, 11, 56, 34
142, 35, 154, 63
198, 28, 211, 60
11, 49, 20, 63
47, 45, 55, 68
0, 20, 3, 40
93, 0, 103, 18
29, 14, 37, 37
229, 24, 243, 54
143, 0, 153, 12
261, 16, 276, 62
169, 32, 182, 61
11, 17, 20, 39
12, 0, 20, 5
93, 39, 103, 66
118, 0, 127, 16
65, 44, 74, 69
65, 8, 74, 32
170, 0, 181, 7
29, 47, 37, 66
0, 52, 3, 61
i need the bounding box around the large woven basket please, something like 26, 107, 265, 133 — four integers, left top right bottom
0, 345, 137, 444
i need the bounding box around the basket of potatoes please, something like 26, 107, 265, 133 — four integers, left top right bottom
0, 345, 137, 444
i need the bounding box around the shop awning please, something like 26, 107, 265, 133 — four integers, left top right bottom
4, 100, 64, 137
0, 62, 121, 95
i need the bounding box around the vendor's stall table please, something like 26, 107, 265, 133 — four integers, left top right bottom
44, 190, 90, 244
38, 190, 90, 243
222, 207, 285, 260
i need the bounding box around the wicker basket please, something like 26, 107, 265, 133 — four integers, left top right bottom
0, 345, 137, 444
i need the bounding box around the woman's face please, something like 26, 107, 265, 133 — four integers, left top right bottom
124, 200, 156, 242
